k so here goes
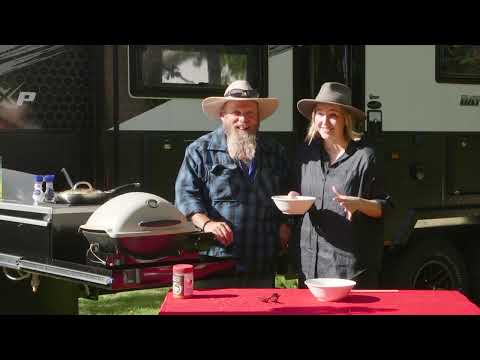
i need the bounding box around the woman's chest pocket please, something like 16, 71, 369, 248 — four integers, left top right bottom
207, 163, 242, 201
329, 166, 359, 195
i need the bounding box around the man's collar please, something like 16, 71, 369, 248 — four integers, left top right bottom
207, 126, 228, 151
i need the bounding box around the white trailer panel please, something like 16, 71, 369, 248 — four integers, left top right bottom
365, 45, 480, 132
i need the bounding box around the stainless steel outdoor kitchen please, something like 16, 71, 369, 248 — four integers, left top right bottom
0, 169, 235, 314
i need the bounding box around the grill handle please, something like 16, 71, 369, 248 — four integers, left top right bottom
138, 220, 182, 228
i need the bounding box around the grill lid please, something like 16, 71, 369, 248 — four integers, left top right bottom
79, 192, 197, 238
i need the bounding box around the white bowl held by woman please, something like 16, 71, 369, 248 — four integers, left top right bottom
304, 278, 356, 302
271, 195, 316, 215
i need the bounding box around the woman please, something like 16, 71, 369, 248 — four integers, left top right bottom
289, 82, 391, 289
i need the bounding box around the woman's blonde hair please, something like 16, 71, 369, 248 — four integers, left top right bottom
305, 104, 363, 145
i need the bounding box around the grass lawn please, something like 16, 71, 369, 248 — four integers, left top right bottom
79, 275, 298, 315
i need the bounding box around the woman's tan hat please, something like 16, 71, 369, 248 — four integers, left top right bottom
297, 82, 366, 122
202, 80, 279, 121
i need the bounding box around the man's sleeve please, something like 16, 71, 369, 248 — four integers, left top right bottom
285, 145, 305, 227
175, 146, 208, 218
279, 144, 291, 195
277, 144, 293, 224
289, 145, 302, 194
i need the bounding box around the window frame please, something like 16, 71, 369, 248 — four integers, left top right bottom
436, 45, 480, 84
128, 45, 268, 99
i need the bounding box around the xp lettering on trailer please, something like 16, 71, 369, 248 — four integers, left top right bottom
0, 82, 36, 106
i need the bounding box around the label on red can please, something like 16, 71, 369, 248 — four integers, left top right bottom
173, 268, 194, 299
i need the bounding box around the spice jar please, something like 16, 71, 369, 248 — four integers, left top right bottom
172, 264, 194, 299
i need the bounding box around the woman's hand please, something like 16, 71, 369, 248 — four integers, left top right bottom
332, 186, 383, 220
287, 191, 301, 198
204, 221, 234, 246
332, 186, 360, 221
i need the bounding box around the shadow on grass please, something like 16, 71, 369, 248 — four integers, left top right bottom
79, 288, 170, 315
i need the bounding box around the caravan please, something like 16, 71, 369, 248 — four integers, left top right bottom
1, 45, 480, 312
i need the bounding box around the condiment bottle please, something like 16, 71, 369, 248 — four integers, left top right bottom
172, 264, 194, 299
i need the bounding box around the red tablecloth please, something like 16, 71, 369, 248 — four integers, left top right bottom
159, 288, 480, 315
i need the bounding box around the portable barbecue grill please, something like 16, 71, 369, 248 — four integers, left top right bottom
78, 192, 236, 290
0, 191, 236, 292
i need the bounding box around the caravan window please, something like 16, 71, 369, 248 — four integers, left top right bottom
436, 45, 480, 84
128, 45, 267, 98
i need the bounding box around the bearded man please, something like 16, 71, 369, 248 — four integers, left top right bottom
175, 80, 290, 288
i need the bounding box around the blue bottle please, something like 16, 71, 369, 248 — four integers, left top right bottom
32, 175, 44, 204
44, 174, 56, 203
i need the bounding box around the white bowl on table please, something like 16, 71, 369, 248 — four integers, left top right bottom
304, 278, 357, 302
271, 195, 316, 215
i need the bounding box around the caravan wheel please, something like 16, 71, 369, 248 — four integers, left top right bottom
393, 238, 469, 294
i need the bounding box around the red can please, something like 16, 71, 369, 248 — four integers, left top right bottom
172, 264, 194, 299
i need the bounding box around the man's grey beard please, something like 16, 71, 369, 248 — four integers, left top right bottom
225, 128, 257, 162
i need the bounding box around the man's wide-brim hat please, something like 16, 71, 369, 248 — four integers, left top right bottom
297, 82, 366, 122
202, 80, 279, 121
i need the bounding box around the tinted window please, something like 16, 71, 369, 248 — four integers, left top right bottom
436, 45, 480, 84
129, 45, 267, 98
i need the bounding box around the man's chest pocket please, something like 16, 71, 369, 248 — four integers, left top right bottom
207, 164, 241, 201
257, 167, 281, 197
